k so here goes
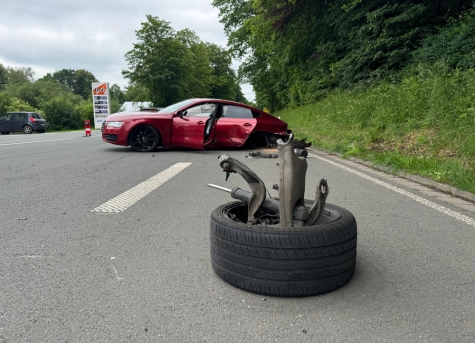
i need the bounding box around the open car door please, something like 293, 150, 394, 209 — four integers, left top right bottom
171, 102, 218, 150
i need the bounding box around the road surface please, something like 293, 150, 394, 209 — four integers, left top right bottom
1, 131, 474, 342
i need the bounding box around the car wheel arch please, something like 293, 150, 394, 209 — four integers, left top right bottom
127, 124, 163, 151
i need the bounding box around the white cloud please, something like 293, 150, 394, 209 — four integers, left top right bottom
0, 0, 255, 102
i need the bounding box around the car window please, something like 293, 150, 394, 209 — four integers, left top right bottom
159, 99, 195, 114
19, 113, 27, 120
185, 103, 216, 117
31, 112, 43, 119
0, 114, 10, 121
222, 105, 254, 119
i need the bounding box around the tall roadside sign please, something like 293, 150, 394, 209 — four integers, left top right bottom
91, 82, 111, 129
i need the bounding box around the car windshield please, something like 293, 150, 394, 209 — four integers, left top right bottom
158, 99, 196, 114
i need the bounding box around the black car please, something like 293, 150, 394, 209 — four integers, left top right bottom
0, 112, 47, 134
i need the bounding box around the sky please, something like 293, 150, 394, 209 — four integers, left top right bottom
0, 0, 255, 102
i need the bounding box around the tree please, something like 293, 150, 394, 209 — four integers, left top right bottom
0, 92, 12, 113
124, 83, 152, 102
77, 100, 95, 124
0, 64, 7, 90
109, 84, 125, 105
3, 66, 35, 87
123, 15, 189, 106
213, 0, 474, 108
11, 77, 71, 109
234, 83, 248, 103
206, 43, 237, 100
5, 97, 39, 112
43, 96, 83, 130
176, 29, 213, 99
52, 69, 98, 99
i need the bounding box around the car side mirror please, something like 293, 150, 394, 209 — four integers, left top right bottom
176, 110, 188, 118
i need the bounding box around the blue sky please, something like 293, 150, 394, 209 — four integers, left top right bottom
0, 0, 255, 101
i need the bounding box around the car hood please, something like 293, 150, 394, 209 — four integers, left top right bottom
106, 111, 171, 121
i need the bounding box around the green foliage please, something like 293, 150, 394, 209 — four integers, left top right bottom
176, 29, 214, 99
213, 0, 474, 109
0, 92, 39, 113
76, 101, 95, 123
277, 63, 475, 193
50, 69, 98, 99
0, 64, 7, 90
206, 43, 238, 100
124, 83, 151, 102
123, 15, 247, 106
8, 77, 72, 109
0, 64, 96, 131
413, 6, 475, 70
5, 97, 39, 112
123, 16, 190, 106
3, 66, 35, 87
109, 84, 125, 105
0, 92, 11, 113
43, 97, 84, 131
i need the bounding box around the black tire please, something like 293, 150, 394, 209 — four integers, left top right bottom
128, 125, 160, 152
210, 202, 357, 297
23, 125, 33, 134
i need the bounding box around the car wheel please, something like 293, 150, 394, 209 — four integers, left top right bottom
210, 201, 357, 297
128, 125, 160, 152
246, 132, 283, 148
23, 125, 33, 134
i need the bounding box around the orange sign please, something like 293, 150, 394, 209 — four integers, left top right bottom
93, 83, 108, 95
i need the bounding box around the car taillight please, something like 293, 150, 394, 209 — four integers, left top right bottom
30, 117, 36, 122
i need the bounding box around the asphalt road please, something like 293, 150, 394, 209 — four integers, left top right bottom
1, 131, 474, 342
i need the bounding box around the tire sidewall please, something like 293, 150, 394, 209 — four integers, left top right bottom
211, 202, 357, 248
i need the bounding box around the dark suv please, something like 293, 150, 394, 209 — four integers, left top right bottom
0, 112, 47, 134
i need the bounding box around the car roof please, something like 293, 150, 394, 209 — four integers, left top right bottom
187, 98, 261, 111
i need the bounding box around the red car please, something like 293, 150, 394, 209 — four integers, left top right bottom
102, 98, 289, 152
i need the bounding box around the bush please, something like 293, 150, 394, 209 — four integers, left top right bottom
43, 97, 83, 131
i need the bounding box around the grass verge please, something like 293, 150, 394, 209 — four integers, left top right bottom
276, 64, 475, 194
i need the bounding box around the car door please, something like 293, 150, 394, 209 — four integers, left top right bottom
214, 105, 257, 148
171, 102, 218, 150
9, 113, 22, 132
0, 114, 10, 133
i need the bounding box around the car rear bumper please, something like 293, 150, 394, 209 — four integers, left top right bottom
32, 123, 47, 130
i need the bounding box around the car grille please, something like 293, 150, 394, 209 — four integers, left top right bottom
104, 134, 118, 142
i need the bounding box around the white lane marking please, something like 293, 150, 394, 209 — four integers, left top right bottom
92, 162, 192, 213
0, 138, 75, 146
311, 153, 475, 228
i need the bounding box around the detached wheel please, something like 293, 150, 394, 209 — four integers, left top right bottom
23, 125, 33, 134
129, 125, 160, 152
210, 202, 357, 297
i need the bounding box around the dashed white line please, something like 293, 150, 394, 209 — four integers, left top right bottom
311, 153, 475, 228
92, 162, 192, 213
0, 138, 75, 146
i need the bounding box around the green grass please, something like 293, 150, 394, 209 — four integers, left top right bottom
276, 64, 475, 194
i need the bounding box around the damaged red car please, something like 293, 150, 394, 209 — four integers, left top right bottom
102, 98, 289, 152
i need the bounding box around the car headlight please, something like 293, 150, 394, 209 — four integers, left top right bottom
107, 121, 124, 128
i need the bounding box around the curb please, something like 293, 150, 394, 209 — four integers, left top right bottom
309, 147, 475, 203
